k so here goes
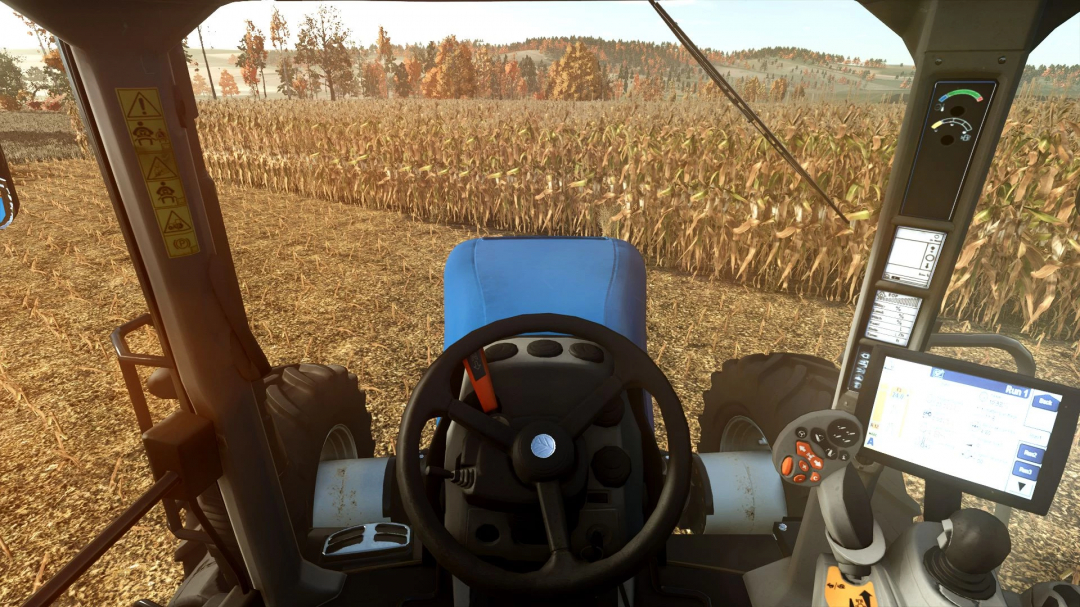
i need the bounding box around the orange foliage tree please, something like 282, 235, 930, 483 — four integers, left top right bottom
236, 20, 268, 98
404, 56, 423, 93
423, 36, 476, 99
192, 71, 211, 95
547, 43, 610, 101
218, 70, 240, 96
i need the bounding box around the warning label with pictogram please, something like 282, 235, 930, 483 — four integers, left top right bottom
119, 90, 163, 119
138, 153, 180, 182
117, 87, 199, 258
155, 206, 194, 235
823, 566, 876, 607
150, 178, 185, 209
126, 118, 171, 153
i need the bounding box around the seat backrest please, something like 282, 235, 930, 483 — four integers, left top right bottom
443, 237, 647, 350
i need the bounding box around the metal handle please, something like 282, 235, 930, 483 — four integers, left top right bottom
926, 332, 1036, 377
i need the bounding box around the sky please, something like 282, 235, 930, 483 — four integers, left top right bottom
0, 1, 1078, 67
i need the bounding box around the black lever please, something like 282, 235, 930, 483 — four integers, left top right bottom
924, 508, 1011, 601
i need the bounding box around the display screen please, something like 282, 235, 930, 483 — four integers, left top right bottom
865, 356, 1061, 501
865, 291, 922, 347
883, 227, 946, 289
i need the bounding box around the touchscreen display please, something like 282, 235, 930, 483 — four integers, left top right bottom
864, 356, 1061, 501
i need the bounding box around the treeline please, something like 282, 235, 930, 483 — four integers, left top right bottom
0, 14, 72, 111
186, 6, 1080, 103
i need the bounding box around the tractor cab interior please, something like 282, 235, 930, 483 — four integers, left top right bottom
7, 1, 1080, 606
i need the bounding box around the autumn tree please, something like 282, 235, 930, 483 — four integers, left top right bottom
191, 71, 211, 95
236, 20, 268, 98
16, 11, 72, 99
473, 46, 498, 98
769, 77, 788, 101
218, 69, 240, 96
630, 73, 662, 101
741, 76, 763, 102
404, 56, 423, 93
269, 7, 295, 98
418, 41, 438, 72
375, 26, 396, 96
547, 43, 610, 101
361, 61, 385, 98
424, 36, 476, 99
391, 62, 411, 97
502, 60, 525, 98
295, 5, 353, 100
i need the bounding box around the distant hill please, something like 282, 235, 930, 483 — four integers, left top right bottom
180, 35, 1078, 101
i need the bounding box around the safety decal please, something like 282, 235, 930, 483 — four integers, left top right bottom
117, 88, 200, 258
823, 565, 876, 607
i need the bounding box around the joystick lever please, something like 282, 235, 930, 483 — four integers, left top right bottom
924, 509, 1011, 601
817, 464, 886, 577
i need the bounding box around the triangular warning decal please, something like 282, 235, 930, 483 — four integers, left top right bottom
124, 91, 163, 118
145, 156, 178, 180
162, 210, 192, 234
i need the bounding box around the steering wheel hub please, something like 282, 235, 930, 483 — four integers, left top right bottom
513, 422, 575, 483
531, 434, 556, 459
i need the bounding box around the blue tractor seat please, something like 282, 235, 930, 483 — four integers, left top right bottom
443, 236, 647, 350
443, 236, 652, 426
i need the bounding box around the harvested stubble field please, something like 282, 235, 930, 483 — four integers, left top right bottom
0, 113, 82, 164
0, 158, 1078, 605
1, 96, 1079, 604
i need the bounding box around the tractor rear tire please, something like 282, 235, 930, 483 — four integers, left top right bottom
260, 363, 376, 548
698, 353, 840, 516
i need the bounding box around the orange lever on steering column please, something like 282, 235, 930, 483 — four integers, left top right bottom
464, 349, 498, 413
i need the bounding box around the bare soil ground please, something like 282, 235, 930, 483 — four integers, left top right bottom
1, 160, 1078, 605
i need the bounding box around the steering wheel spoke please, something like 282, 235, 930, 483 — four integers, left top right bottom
536, 480, 573, 556
447, 398, 516, 452
559, 374, 628, 437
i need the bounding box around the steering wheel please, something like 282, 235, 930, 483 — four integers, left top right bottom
396, 313, 692, 596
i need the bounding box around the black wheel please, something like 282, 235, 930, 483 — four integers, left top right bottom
698, 353, 839, 516
260, 363, 376, 545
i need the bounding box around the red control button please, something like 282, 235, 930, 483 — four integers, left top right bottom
795, 441, 812, 457
798, 459, 810, 473
792, 474, 807, 484
781, 456, 793, 476
808, 455, 824, 470
810, 472, 821, 483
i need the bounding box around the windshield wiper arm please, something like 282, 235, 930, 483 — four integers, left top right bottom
648, 0, 850, 225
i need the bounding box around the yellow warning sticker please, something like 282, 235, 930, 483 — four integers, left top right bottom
823, 566, 877, 607
137, 152, 181, 182
155, 206, 194, 235
127, 118, 171, 153
116, 88, 199, 258
118, 89, 163, 119
148, 178, 186, 209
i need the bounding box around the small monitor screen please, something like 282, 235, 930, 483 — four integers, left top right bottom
856, 347, 1079, 514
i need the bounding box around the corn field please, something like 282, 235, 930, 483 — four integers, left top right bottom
196, 98, 1080, 340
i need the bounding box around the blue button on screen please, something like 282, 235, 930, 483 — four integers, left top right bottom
1032, 393, 1060, 412
1016, 444, 1045, 465
1012, 461, 1040, 481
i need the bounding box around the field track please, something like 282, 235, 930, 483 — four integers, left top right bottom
0, 159, 1078, 605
